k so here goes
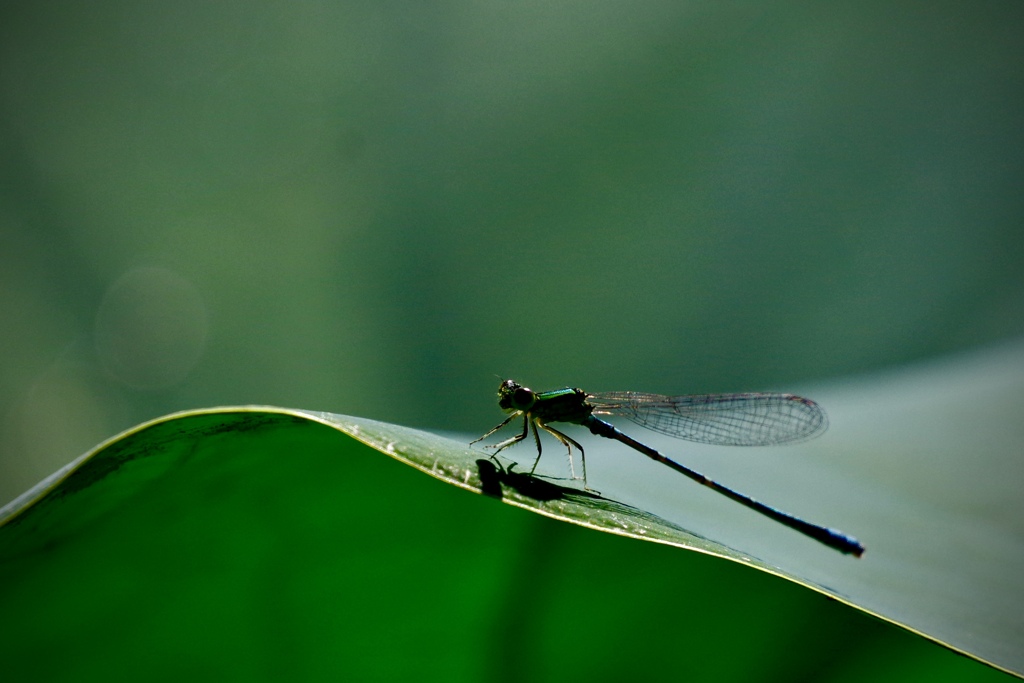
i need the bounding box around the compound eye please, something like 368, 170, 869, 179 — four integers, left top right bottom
512, 386, 536, 410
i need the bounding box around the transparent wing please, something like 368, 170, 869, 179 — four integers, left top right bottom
587, 391, 828, 446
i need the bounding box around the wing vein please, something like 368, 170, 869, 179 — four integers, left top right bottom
588, 391, 828, 446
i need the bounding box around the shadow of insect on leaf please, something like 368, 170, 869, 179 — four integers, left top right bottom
475, 458, 603, 503
474, 458, 727, 552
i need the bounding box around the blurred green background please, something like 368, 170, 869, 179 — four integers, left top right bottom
1, 0, 1022, 680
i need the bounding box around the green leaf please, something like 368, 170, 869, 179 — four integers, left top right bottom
1, 343, 1022, 680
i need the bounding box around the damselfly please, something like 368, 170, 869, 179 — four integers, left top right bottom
472, 379, 863, 556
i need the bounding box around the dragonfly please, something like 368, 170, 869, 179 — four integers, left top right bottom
472, 379, 864, 556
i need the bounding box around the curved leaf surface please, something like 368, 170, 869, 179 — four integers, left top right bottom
1, 342, 1021, 679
